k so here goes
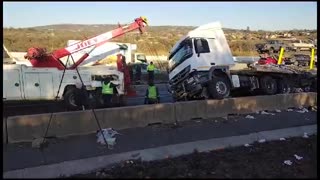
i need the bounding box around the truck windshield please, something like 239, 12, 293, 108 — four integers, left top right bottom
168, 39, 193, 72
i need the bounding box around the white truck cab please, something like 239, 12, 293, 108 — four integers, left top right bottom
167, 22, 317, 101
168, 22, 237, 100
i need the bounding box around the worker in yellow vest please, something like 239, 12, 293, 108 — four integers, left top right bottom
147, 61, 155, 82
101, 77, 117, 108
144, 81, 160, 104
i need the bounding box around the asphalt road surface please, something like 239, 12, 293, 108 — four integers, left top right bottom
3, 108, 317, 172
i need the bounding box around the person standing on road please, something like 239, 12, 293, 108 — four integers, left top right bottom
144, 81, 160, 104
101, 77, 117, 108
147, 61, 155, 83
74, 82, 89, 110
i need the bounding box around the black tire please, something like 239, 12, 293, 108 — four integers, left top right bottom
277, 79, 292, 94
260, 76, 277, 95
303, 86, 311, 92
208, 76, 231, 99
63, 87, 79, 110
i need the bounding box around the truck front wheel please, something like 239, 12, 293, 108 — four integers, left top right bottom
208, 77, 231, 99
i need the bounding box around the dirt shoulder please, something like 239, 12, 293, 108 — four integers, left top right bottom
73, 135, 317, 178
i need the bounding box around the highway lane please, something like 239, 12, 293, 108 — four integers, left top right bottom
3, 109, 317, 172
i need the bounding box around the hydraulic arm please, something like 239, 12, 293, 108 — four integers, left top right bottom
24, 16, 148, 70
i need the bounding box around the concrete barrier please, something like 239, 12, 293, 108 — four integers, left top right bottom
6, 93, 317, 143
94, 103, 175, 129
179, 92, 318, 122
175, 101, 207, 122
48, 111, 99, 137
153, 103, 175, 124
6, 111, 101, 143
7, 113, 50, 143
3, 118, 7, 144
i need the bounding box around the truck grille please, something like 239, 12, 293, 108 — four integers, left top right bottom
169, 65, 191, 86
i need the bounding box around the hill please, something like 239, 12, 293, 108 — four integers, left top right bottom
3, 24, 316, 56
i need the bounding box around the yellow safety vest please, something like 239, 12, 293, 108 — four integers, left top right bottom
148, 86, 157, 99
147, 64, 155, 71
102, 82, 113, 95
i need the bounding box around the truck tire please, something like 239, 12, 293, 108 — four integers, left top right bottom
260, 76, 277, 95
63, 87, 79, 110
208, 77, 230, 99
277, 79, 292, 94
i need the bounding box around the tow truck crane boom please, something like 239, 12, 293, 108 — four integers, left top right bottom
24, 16, 148, 70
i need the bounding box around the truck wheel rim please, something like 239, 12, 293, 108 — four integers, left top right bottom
216, 82, 227, 95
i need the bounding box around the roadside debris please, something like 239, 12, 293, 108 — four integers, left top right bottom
284, 160, 293, 166
303, 132, 309, 138
294, 154, 303, 160
255, 111, 260, 114
261, 111, 275, 115
258, 139, 266, 143
287, 108, 294, 112
275, 109, 281, 113
279, 138, 286, 141
97, 128, 121, 149
32, 138, 48, 149
244, 143, 251, 147
245, 115, 255, 119
296, 108, 309, 113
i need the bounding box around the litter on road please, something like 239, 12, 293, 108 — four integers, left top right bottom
261, 111, 275, 115
279, 138, 286, 141
294, 154, 303, 160
296, 108, 309, 113
258, 139, 266, 143
245, 115, 255, 119
244, 143, 251, 147
303, 132, 309, 138
97, 128, 121, 148
287, 108, 294, 112
284, 160, 293, 166
275, 109, 281, 113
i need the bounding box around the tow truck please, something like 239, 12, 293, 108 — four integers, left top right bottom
167, 22, 317, 101
3, 16, 148, 109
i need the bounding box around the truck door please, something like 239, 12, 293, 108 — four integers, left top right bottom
39, 73, 54, 99
24, 73, 41, 99
193, 38, 212, 67
4, 69, 23, 100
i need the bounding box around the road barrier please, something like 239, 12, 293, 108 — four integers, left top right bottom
5, 92, 317, 143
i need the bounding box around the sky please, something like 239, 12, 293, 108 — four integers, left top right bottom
3, 1, 318, 31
